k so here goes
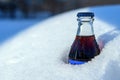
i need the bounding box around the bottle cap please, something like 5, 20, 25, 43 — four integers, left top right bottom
77, 12, 94, 18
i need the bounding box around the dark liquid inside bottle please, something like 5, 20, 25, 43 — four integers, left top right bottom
69, 35, 100, 64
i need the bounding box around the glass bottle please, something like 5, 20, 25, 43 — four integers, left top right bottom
68, 12, 100, 65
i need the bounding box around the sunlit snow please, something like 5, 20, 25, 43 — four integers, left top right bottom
0, 5, 120, 80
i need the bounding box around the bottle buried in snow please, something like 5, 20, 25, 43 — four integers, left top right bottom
68, 12, 100, 65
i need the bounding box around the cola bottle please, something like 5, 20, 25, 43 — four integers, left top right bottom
68, 12, 100, 65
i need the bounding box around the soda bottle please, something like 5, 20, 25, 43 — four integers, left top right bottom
68, 12, 100, 65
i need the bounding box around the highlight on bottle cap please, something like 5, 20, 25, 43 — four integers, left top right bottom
77, 12, 94, 18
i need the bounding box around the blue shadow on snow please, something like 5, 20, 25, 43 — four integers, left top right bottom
0, 19, 40, 44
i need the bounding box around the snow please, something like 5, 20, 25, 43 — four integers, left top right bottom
0, 10, 51, 44
0, 5, 120, 80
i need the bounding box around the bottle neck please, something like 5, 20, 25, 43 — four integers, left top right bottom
77, 17, 94, 36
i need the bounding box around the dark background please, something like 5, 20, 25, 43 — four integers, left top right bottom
0, 0, 120, 18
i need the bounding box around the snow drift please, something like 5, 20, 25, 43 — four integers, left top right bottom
0, 5, 120, 80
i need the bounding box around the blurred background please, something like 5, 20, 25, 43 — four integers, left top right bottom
0, 0, 120, 18
0, 0, 120, 44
